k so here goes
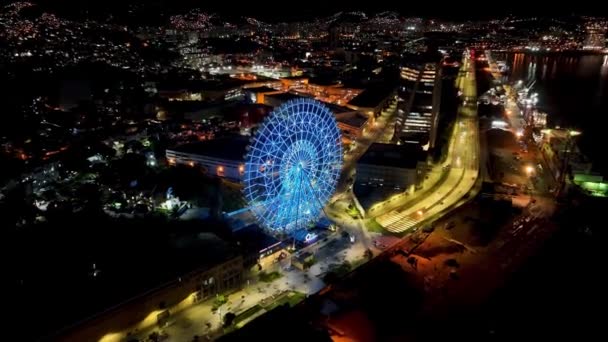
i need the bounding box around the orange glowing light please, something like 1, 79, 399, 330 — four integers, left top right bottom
525, 165, 535, 175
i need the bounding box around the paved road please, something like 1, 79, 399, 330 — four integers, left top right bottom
375, 55, 480, 233
326, 100, 399, 248
336, 100, 399, 193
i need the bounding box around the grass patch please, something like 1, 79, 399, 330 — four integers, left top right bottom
264, 291, 306, 311
351, 258, 367, 269
258, 271, 282, 283
211, 294, 228, 311
334, 261, 352, 276
346, 205, 360, 219
234, 305, 264, 325
323, 261, 354, 283
302, 257, 316, 269
223, 324, 237, 335
366, 218, 386, 233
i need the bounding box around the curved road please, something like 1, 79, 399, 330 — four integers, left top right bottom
375, 54, 480, 233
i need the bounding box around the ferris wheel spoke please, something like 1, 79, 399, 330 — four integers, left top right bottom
243, 99, 342, 233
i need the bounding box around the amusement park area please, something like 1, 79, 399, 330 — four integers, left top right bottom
113, 50, 601, 342
49, 46, 479, 341
5, 4, 608, 341
11, 40, 602, 342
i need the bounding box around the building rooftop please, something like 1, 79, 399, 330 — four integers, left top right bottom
233, 224, 281, 256
169, 137, 249, 161
281, 76, 309, 81
325, 103, 356, 115
265, 92, 310, 103
158, 78, 250, 92
348, 84, 395, 108
245, 86, 279, 94
358, 143, 426, 169
401, 50, 443, 67
336, 112, 368, 129
163, 100, 226, 113
309, 77, 340, 86
221, 103, 272, 124
17, 217, 238, 341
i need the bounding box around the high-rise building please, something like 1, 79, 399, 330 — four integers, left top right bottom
328, 22, 360, 49
583, 22, 607, 50
394, 50, 443, 149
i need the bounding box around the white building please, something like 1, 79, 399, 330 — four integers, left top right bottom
166, 138, 248, 181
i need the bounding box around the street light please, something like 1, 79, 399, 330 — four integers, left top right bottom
525, 165, 535, 176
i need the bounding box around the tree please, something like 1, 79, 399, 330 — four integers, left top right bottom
112, 153, 146, 185
322, 271, 338, 284
148, 332, 160, 342
223, 312, 236, 327
76, 182, 103, 216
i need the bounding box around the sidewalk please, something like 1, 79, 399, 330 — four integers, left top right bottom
126, 233, 369, 341
129, 266, 324, 342
366, 166, 448, 218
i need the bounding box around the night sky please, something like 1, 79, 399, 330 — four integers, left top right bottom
30, 0, 608, 22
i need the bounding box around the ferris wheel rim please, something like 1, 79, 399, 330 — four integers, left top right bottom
242, 99, 343, 233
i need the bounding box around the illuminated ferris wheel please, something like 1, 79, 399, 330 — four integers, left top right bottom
243, 99, 343, 233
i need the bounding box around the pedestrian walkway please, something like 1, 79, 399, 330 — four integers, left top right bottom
381, 215, 418, 233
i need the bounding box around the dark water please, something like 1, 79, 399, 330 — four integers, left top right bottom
499, 52, 608, 175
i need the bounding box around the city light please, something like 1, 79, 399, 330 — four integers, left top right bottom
491, 120, 509, 129
525, 165, 535, 176
7, 6, 608, 341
